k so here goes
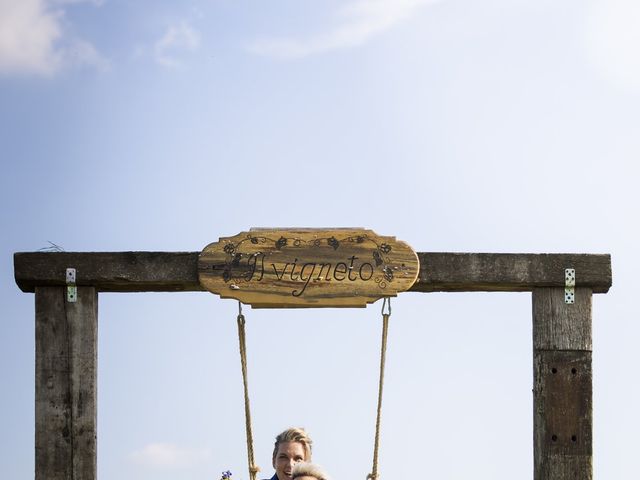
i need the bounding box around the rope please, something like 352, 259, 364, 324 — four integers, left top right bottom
367, 297, 391, 480
236, 302, 260, 480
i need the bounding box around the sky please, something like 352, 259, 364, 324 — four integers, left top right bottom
1, 0, 639, 479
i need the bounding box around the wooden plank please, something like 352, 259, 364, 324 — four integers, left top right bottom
533, 454, 592, 480
533, 287, 592, 351
35, 287, 71, 480
532, 287, 592, 480
35, 287, 97, 480
68, 287, 98, 480
199, 229, 420, 307
14, 252, 612, 294
412, 252, 611, 293
533, 351, 592, 454
15, 252, 201, 293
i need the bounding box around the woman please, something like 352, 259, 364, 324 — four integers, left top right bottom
268, 427, 313, 480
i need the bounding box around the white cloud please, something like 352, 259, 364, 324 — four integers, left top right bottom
248, 0, 441, 59
0, 0, 107, 76
64, 38, 110, 71
0, 0, 62, 75
129, 443, 212, 469
154, 21, 201, 68
584, 0, 640, 94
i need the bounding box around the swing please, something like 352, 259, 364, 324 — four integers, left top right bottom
234, 297, 392, 480
198, 228, 420, 480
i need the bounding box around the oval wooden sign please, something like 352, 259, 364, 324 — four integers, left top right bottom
198, 228, 419, 308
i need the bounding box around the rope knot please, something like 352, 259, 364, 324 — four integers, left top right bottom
250, 465, 261, 475
367, 473, 379, 480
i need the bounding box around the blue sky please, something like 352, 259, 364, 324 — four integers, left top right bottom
1, 0, 639, 479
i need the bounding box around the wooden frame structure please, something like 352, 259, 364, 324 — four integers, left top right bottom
14, 251, 612, 480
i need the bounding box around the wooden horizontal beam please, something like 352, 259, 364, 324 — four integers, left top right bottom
412, 252, 611, 294
14, 251, 612, 294
14, 252, 201, 293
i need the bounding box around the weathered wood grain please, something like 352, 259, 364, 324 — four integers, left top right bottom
412, 253, 611, 293
533, 287, 592, 480
35, 287, 71, 480
15, 252, 201, 292
533, 454, 592, 480
14, 252, 612, 294
533, 352, 593, 479
35, 287, 97, 480
199, 229, 420, 307
533, 351, 592, 453
533, 287, 592, 351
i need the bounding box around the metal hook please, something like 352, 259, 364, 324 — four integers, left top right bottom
381, 297, 391, 316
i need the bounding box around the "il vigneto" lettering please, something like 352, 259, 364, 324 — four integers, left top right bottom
246, 254, 375, 297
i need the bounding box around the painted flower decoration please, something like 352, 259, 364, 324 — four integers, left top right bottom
379, 243, 392, 254
275, 236, 287, 250
373, 250, 383, 266
221, 470, 232, 480
224, 243, 236, 254
383, 266, 394, 282
328, 236, 340, 250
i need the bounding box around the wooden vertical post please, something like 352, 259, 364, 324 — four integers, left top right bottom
35, 287, 98, 480
533, 287, 593, 479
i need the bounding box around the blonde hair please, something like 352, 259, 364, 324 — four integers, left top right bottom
272, 427, 313, 464
292, 462, 330, 480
